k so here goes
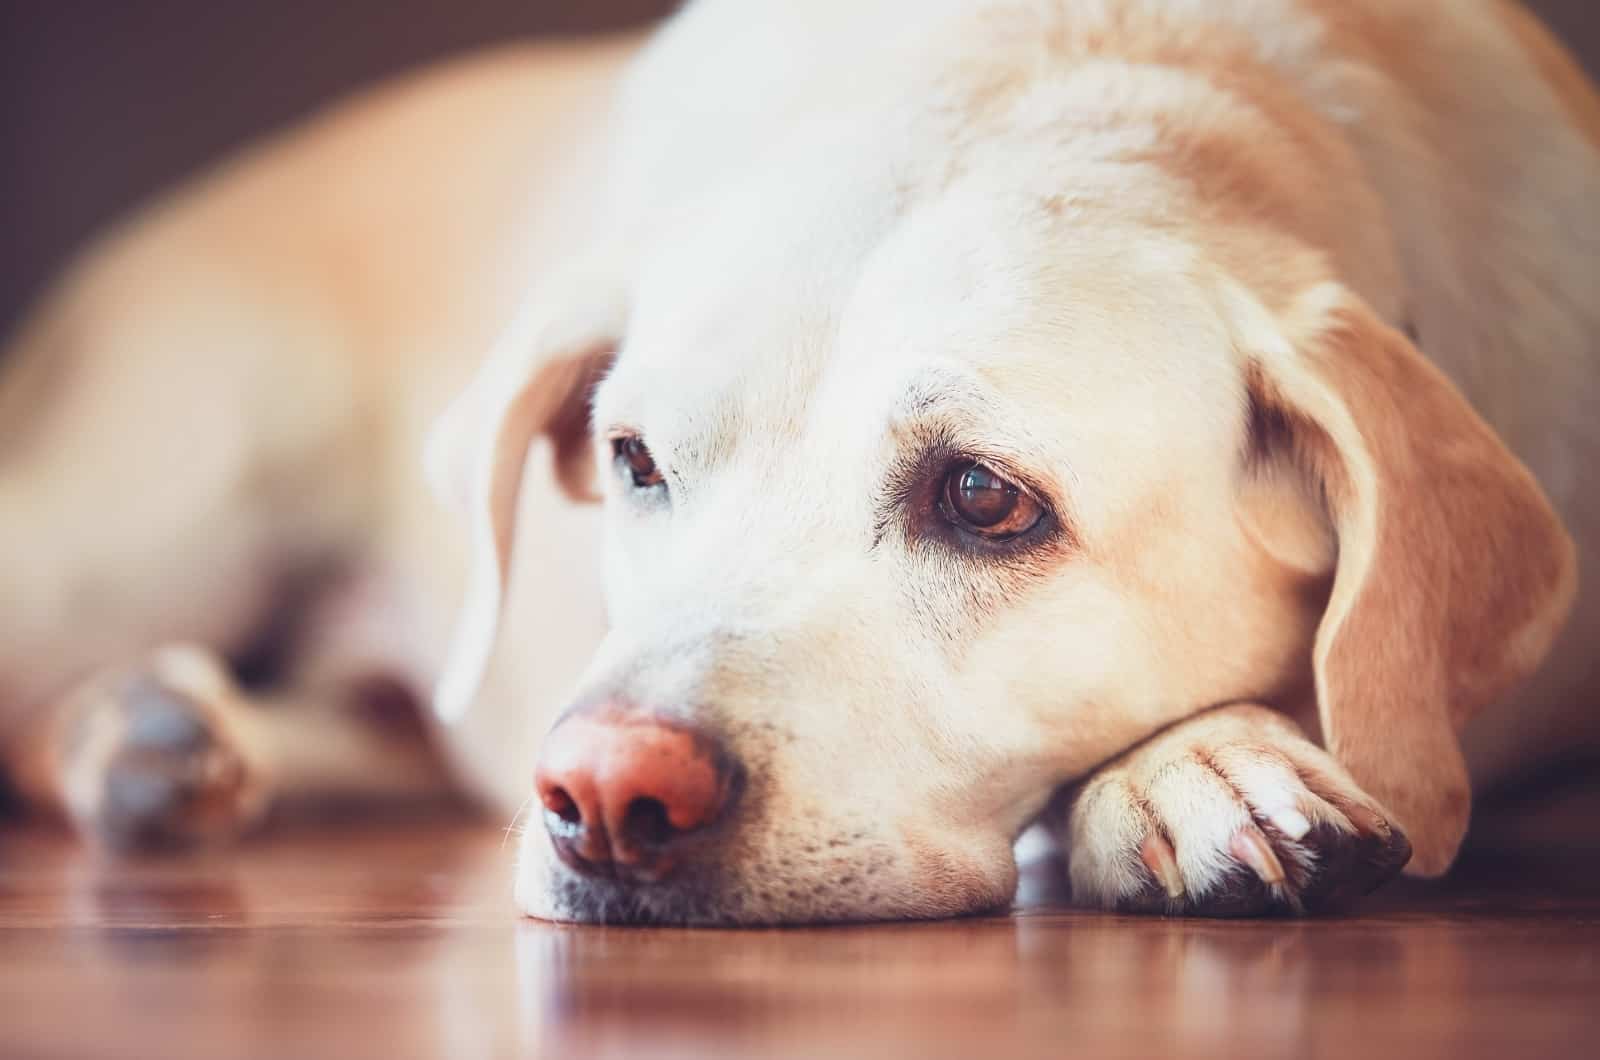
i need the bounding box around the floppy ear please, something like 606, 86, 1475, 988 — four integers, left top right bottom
425, 277, 623, 724
1246, 292, 1577, 875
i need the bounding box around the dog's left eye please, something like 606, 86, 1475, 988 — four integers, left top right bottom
939, 461, 1042, 538
613, 436, 665, 489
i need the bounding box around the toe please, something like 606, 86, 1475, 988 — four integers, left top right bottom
1294, 818, 1412, 911
1182, 867, 1282, 917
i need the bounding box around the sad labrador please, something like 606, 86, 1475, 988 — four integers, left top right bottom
2, 1, 1596, 923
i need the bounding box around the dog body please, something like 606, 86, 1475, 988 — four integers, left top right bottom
0, 35, 635, 833
2, 1, 1596, 922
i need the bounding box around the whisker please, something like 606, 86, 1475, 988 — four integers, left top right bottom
502, 793, 537, 851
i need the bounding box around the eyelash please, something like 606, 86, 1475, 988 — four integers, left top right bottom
611, 435, 667, 491
879, 445, 1064, 558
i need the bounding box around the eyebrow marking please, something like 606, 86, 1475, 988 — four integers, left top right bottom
890, 366, 1067, 488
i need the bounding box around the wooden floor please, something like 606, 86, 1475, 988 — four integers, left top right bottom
1, 816, 1595, 1060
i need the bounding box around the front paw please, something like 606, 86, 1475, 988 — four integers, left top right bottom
1061, 706, 1411, 916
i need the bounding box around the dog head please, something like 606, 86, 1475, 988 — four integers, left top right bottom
429, 4, 1575, 923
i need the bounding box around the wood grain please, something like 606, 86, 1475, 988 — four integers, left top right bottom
0, 816, 1594, 1059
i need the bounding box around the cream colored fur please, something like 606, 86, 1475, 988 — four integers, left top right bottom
1, 2, 1595, 921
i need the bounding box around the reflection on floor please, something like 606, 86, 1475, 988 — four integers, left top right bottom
0, 815, 1595, 1059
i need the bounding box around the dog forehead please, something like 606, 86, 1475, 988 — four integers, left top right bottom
607, 160, 1241, 479
599, 130, 907, 434
606, 0, 1248, 430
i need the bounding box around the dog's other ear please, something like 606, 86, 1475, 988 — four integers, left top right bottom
1245, 290, 1577, 875
425, 276, 623, 723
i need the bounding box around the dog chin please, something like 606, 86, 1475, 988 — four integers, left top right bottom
515, 852, 1014, 927
513, 826, 1018, 925
514, 842, 756, 926
545, 873, 757, 926
517, 857, 801, 926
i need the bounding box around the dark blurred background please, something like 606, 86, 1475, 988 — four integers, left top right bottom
1, 0, 1595, 338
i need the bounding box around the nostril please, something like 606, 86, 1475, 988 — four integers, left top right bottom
621, 796, 675, 848
536, 713, 739, 880
543, 785, 582, 827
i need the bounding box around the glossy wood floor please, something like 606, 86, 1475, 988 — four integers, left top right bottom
1, 815, 1595, 1060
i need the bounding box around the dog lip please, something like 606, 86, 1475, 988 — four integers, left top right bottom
547, 828, 679, 885
555, 845, 619, 880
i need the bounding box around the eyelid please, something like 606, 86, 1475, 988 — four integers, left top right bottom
603, 425, 644, 444
605, 429, 675, 502
891, 364, 1078, 496
948, 449, 1051, 503
907, 431, 1057, 510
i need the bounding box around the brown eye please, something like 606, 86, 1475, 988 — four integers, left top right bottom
614, 436, 664, 488
940, 462, 1042, 537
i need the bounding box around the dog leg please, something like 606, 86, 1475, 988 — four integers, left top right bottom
0, 270, 406, 842
1050, 703, 1413, 915
12, 642, 452, 850
0, 250, 374, 735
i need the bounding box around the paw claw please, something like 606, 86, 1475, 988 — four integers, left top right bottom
1140, 833, 1185, 899
1230, 826, 1286, 886
1380, 823, 1412, 875
1344, 802, 1393, 840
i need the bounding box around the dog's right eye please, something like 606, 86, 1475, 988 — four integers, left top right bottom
613, 436, 665, 489
939, 461, 1042, 538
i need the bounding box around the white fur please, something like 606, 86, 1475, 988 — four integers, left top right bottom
3, 2, 1595, 923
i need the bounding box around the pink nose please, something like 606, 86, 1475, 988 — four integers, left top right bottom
535, 714, 738, 879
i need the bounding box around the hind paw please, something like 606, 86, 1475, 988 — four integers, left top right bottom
57, 646, 269, 850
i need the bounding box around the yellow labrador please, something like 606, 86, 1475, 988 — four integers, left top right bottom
2, 1, 1595, 923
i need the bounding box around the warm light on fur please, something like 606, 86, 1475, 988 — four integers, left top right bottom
2, 1, 1596, 923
